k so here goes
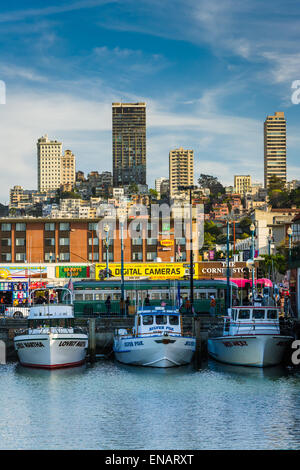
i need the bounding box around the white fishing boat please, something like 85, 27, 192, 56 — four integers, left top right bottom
208, 306, 293, 367
14, 288, 88, 369
113, 306, 196, 368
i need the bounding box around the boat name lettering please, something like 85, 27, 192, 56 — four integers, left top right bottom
134, 341, 144, 346
124, 341, 134, 347
58, 341, 86, 347
149, 326, 165, 331
222, 340, 248, 347
16, 342, 45, 348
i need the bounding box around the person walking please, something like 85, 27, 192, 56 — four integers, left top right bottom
145, 294, 150, 306
209, 295, 217, 317
105, 295, 111, 315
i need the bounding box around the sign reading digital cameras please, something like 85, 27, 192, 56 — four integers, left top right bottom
95, 263, 188, 280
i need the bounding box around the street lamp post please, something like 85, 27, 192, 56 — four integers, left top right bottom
104, 224, 110, 279
178, 184, 197, 314
250, 223, 256, 302
119, 216, 125, 308
287, 226, 293, 265
226, 219, 231, 311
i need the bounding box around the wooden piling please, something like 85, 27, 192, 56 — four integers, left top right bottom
88, 318, 96, 363
193, 317, 202, 369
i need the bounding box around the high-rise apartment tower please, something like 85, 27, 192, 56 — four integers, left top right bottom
264, 111, 287, 188
112, 102, 146, 187
169, 147, 194, 197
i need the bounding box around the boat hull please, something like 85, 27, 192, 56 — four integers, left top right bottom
208, 334, 293, 367
114, 335, 195, 368
14, 333, 88, 369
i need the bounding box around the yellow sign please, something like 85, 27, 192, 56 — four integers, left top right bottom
95, 263, 187, 280
160, 240, 174, 247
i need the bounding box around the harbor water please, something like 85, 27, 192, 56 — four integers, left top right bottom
1, 359, 300, 450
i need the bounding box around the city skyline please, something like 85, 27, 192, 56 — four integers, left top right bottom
1, 1, 300, 202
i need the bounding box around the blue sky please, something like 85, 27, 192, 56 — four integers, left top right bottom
0, 0, 300, 202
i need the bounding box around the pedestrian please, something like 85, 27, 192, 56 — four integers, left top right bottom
209, 295, 216, 317
145, 294, 150, 306
105, 295, 111, 315
120, 298, 125, 316
184, 296, 190, 313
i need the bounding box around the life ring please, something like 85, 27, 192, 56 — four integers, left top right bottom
13, 311, 23, 318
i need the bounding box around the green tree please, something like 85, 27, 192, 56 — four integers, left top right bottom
128, 183, 139, 195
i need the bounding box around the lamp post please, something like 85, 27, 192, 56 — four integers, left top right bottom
178, 184, 197, 314
226, 219, 231, 311
287, 226, 293, 265
119, 215, 126, 308
267, 233, 272, 256
103, 224, 110, 279
250, 223, 256, 302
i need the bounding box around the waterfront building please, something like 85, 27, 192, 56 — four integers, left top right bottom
169, 147, 194, 198
112, 102, 146, 187
0, 216, 199, 264
264, 111, 287, 188
234, 175, 252, 195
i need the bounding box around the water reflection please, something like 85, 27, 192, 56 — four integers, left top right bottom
208, 360, 289, 381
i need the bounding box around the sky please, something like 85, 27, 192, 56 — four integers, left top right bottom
0, 0, 300, 202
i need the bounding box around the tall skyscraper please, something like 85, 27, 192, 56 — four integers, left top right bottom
169, 147, 194, 197
112, 102, 146, 187
264, 111, 287, 188
37, 135, 76, 191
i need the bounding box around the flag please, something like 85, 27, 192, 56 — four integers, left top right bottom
67, 277, 74, 292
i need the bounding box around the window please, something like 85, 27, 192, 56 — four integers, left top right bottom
15, 253, 26, 261
132, 238, 143, 246
75, 294, 84, 301
59, 238, 69, 246
147, 252, 156, 261
45, 223, 55, 231
16, 223, 26, 231
44, 253, 54, 262
88, 223, 98, 231
169, 315, 179, 325
1, 224, 11, 231
143, 315, 153, 325
147, 238, 157, 245
1, 253, 11, 261
267, 309, 278, 319
253, 310, 265, 319
59, 223, 70, 231
238, 309, 250, 320
59, 253, 70, 261
155, 315, 168, 325
103, 252, 113, 261
45, 238, 55, 246
88, 237, 99, 246
15, 238, 25, 246
132, 252, 142, 261
1, 238, 11, 247
88, 252, 99, 261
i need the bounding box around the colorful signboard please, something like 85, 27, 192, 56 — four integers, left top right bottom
56, 266, 90, 278
95, 263, 190, 280
0, 266, 47, 279
196, 261, 259, 279
160, 240, 174, 247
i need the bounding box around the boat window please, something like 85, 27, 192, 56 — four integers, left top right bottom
231, 309, 236, 320
169, 315, 179, 326
143, 315, 153, 325
267, 309, 278, 320
155, 315, 168, 325
253, 309, 265, 319
238, 309, 250, 320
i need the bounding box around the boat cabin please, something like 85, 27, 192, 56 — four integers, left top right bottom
223, 306, 281, 336
27, 305, 75, 334
133, 307, 182, 336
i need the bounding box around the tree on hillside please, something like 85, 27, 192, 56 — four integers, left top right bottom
198, 174, 225, 195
